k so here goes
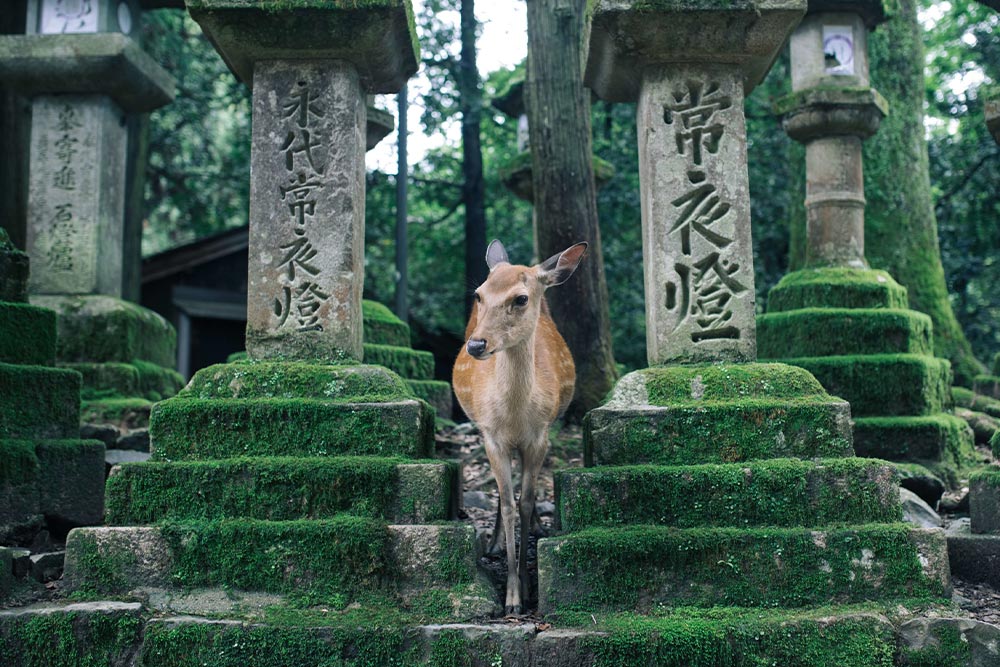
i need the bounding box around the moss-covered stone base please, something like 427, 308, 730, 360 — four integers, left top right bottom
584, 364, 854, 466
64, 360, 185, 402
779, 354, 952, 417
406, 379, 453, 417
0, 362, 81, 439
363, 343, 435, 380
757, 308, 933, 358
0, 601, 144, 664
970, 469, 1000, 534
362, 299, 411, 347
555, 458, 900, 531
105, 457, 457, 525
853, 414, 975, 467
0, 301, 56, 366
538, 524, 950, 613
31, 295, 177, 368
953, 387, 1000, 419
63, 521, 498, 618
81, 398, 153, 429
972, 375, 1000, 400
766, 268, 909, 312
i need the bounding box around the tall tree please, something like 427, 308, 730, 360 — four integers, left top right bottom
788, 0, 985, 384
525, 0, 618, 419
459, 0, 487, 317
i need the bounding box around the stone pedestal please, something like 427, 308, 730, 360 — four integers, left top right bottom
538, 0, 953, 620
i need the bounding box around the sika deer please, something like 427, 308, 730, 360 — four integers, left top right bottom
452, 239, 587, 615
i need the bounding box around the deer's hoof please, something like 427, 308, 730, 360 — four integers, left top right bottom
504, 604, 522, 617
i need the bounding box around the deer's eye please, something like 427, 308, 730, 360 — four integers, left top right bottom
513, 295, 528, 307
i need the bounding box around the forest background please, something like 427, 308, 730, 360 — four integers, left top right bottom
139, 0, 1000, 383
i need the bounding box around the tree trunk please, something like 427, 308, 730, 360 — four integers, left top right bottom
789, 0, 984, 384
459, 0, 487, 318
525, 0, 618, 420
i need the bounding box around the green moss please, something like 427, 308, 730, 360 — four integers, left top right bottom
64, 362, 140, 400
0, 605, 144, 667
363, 344, 435, 380
556, 458, 900, 531
853, 414, 975, 466
105, 457, 452, 524
227, 350, 249, 363
972, 375, 1000, 399
953, 386, 1000, 419
406, 380, 452, 416
0, 302, 56, 366
757, 308, 933, 359
898, 623, 972, 666
0, 231, 29, 304
782, 354, 952, 417
636, 363, 830, 405
180, 360, 412, 401
992, 353, 1000, 376
363, 299, 411, 347
766, 268, 909, 313
773, 85, 889, 116
131, 359, 185, 400
0, 362, 81, 440
540, 524, 948, 612
80, 397, 152, 426
0, 439, 40, 485
150, 397, 434, 460
585, 398, 852, 466
992, 429, 1000, 459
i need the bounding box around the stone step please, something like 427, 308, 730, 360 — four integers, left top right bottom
853, 414, 975, 466
946, 519, 1000, 587
64, 360, 185, 402
150, 397, 434, 460
538, 524, 950, 613
105, 457, 457, 525
362, 299, 411, 347
780, 354, 952, 417
363, 343, 435, 380
766, 268, 908, 313
555, 458, 900, 532
0, 601, 144, 663
63, 520, 497, 618
407, 379, 453, 417
0, 362, 81, 439
757, 307, 933, 358
973, 374, 1000, 400
0, 439, 106, 540
0, 301, 56, 365
970, 470, 1000, 534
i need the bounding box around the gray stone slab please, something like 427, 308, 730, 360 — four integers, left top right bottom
26, 95, 126, 296
585, 0, 805, 102
899, 617, 1000, 667
639, 65, 757, 364
245, 61, 366, 361
186, 0, 418, 93
0, 34, 175, 112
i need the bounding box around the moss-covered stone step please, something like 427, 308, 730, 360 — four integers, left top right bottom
32, 294, 177, 368
973, 375, 1000, 400
105, 456, 457, 525
64, 360, 185, 402
0, 601, 144, 664
853, 414, 975, 467
362, 299, 411, 347
363, 343, 435, 380
766, 268, 908, 313
584, 363, 853, 466
63, 520, 497, 618
150, 398, 434, 460
946, 520, 1000, 587
953, 386, 1000, 419
81, 397, 153, 429
0, 438, 105, 540
779, 354, 952, 417
538, 524, 950, 613
0, 362, 81, 439
757, 308, 933, 359
970, 470, 1000, 535
0, 301, 56, 365
555, 458, 900, 532
407, 379, 453, 417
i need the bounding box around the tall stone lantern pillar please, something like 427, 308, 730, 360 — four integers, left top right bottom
759, 1, 975, 484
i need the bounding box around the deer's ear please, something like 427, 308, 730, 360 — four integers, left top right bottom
485, 239, 510, 271
538, 242, 588, 286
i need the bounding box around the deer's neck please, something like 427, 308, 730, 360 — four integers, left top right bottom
495, 334, 536, 407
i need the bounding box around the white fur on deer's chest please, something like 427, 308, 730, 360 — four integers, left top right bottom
478, 394, 551, 450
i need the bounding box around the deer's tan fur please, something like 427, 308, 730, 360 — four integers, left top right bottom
452, 240, 586, 615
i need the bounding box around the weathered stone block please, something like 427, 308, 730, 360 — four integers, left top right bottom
30, 551, 64, 582
853, 414, 975, 466
0, 601, 143, 664
538, 524, 950, 613
0, 33, 175, 111
555, 458, 900, 531
0, 440, 41, 536
0, 230, 29, 304
33, 295, 177, 367
946, 521, 1000, 587
364, 343, 435, 380
105, 457, 455, 524
970, 470, 1000, 534
783, 354, 952, 417
36, 439, 106, 527
898, 617, 1000, 667
757, 308, 933, 358
766, 268, 908, 312
0, 302, 57, 365
0, 363, 81, 439
185, 0, 418, 92
363, 299, 410, 347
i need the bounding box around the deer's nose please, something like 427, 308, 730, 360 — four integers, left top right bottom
467, 338, 487, 358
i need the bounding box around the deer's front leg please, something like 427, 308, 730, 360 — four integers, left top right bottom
484, 435, 520, 615
518, 435, 548, 606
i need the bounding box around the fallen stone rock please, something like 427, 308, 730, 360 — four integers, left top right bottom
898, 617, 1000, 667
30, 551, 64, 582
463, 491, 493, 511
116, 429, 150, 452
80, 423, 120, 447
901, 488, 942, 528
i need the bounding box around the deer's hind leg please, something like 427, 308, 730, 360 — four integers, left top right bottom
517, 435, 548, 606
